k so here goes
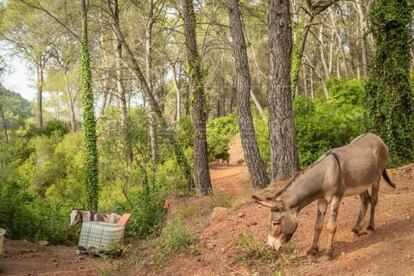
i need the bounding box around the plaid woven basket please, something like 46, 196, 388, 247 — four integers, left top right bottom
79, 222, 125, 251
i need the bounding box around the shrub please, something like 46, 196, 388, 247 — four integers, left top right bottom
294, 78, 364, 166
206, 114, 238, 161
120, 187, 166, 239
155, 219, 199, 266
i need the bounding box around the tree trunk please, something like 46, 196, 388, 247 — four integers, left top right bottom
114, 33, 133, 168
250, 89, 267, 123
268, 0, 299, 181
291, 16, 313, 94
356, 2, 369, 76
146, 0, 158, 164
36, 63, 44, 128
80, 0, 99, 211
99, 22, 111, 115
107, 0, 193, 188
68, 91, 77, 132
184, 80, 190, 116
0, 103, 8, 143
64, 71, 77, 132
172, 64, 181, 122
112, 3, 133, 168
182, 0, 212, 195
227, 0, 269, 188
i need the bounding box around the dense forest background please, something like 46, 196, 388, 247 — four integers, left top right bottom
0, 0, 413, 245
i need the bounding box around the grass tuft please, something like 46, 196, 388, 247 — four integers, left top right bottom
235, 232, 300, 273
154, 219, 199, 267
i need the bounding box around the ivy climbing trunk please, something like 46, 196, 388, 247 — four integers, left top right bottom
268, 0, 299, 181
227, 0, 269, 188
182, 0, 212, 195
365, 0, 414, 164
80, 0, 99, 211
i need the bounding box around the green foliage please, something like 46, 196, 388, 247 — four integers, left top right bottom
365, 0, 414, 165
252, 78, 365, 167
177, 116, 193, 148
253, 116, 271, 164
0, 142, 77, 244
236, 232, 276, 266
177, 114, 239, 162
291, 20, 304, 91
294, 78, 364, 166
159, 220, 197, 253
120, 188, 166, 239
155, 219, 199, 266
206, 114, 238, 160
0, 84, 31, 135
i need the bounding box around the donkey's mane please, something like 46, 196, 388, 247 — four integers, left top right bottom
271, 151, 334, 199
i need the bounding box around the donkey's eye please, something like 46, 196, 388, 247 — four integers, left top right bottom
272, 221, 280, 226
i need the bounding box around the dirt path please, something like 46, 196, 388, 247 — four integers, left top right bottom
0, 239, 115, 275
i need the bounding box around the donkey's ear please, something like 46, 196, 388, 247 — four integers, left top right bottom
252, 195, 282, 209
274, 196, 290, 210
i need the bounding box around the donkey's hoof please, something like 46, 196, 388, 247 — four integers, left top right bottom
306, 247, 319, 256
351, 228, 360, 236
327, 249, 334, 260
367, 225, 375, 232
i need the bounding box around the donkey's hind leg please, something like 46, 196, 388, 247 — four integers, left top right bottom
367, 179, 380, 231
352, 191, 370, 236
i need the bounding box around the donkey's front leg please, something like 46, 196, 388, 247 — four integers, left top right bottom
326, 196, 342, 259
307, 199, 327, 256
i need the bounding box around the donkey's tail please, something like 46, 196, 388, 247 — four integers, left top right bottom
383, 169, 396, 188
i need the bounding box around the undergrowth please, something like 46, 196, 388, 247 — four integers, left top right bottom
154, 219, 199, 267
235, 232, 300, 273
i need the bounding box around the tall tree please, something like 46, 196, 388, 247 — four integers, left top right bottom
80, 0, 99, 210
268, 0, 299, 181
182, 0, 212, 195
111, 2, 133, 168
0, 0, 54, 128
145, 0, 158, 164
227, 0, 269, 188
365, 0, 414, 164
105, 0, 193, 188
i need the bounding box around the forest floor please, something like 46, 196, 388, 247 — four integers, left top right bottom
1, 136, 414, 275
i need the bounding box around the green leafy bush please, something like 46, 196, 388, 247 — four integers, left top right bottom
119, 187, 166, 239
252, 78, 365, 167
206, 114, 238, 161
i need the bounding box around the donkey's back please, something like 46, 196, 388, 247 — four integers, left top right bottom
331, 133, 391, 195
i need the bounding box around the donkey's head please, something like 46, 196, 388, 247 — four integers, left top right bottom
253, 195, 298, 251
70, 209, 82, 226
